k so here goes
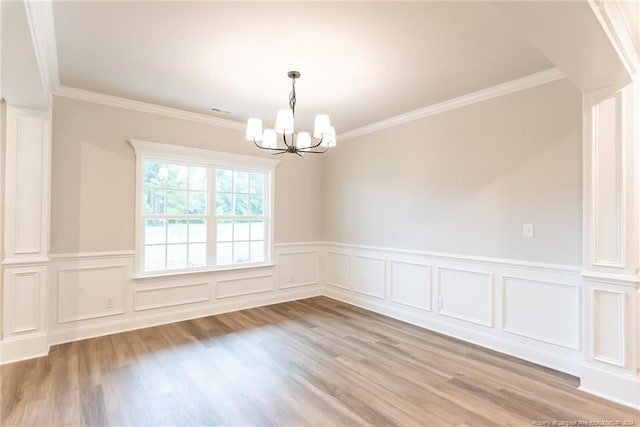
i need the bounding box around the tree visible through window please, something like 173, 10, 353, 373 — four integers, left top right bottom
143, 161, 208, 271
215, 169, 266, 265
137, 149, 273, 274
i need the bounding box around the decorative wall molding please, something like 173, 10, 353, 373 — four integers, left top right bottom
320, 242, 582, 273
55, 85, 245, 130
4, 106, 51, 261
134, 281, 211, 312
590, 92, 625, 268
216, 274, 275, 299
501, 275, 580, 350
389, 260, 432, 311
339, 68, 566, 141
437, 267, 494, 328
323, 242, 583, 376
582, 80, 639, 410
352, 255, 386, 299
57, 264, 127, 323
591, 288, 626, 367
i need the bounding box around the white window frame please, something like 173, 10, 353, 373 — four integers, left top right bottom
130, 139, 280, 277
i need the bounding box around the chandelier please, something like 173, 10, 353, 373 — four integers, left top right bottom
245, 71, 336, 156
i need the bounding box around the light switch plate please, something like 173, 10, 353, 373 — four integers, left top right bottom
522, 223, 534, 238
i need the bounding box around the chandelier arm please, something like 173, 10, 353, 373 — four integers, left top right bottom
297, 147, 329, 154
306, 135, 325, 150
253, 140, 288, 153
282, 132, 292, 149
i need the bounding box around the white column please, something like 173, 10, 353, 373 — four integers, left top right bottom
0, 105, 51, 363
581, 80, 640, 408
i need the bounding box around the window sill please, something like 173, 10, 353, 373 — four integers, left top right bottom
132, 263, 276, 280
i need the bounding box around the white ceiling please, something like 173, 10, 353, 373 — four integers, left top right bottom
52, 1, 554, 133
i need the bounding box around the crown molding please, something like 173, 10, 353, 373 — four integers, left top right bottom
53, 85, 245, 130
23, 0, 59, 103
338, 67, 566, 141
589, 0, 639, 77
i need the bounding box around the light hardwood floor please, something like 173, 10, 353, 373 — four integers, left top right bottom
1, 296, 638, 426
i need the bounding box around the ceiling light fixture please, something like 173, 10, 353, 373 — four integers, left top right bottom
245, 71, 336, 156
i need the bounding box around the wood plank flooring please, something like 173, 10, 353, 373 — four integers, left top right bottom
1, 296, 638, 426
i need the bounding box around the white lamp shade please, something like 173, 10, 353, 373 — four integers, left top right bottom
262, 129, 277, 149
275, 109, 294, 134
313, 114, 331, 138
321, 126, 336, 148
296, 132, 311, 149
246, 118, 263, 141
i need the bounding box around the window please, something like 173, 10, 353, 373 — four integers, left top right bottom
131, 140, 279, 276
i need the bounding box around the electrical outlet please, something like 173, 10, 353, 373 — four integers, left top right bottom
105, 297, 114, 309
522, 223, 535, 238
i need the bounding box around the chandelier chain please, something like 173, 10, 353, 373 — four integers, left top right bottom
289, 78, 297, 116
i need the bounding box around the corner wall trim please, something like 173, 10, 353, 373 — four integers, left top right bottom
338, 67, 566, 141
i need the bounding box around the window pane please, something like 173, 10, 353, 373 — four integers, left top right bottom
166, 190, 187, 214
234, 171, 249, 193
233, 242, 250, 263
145, 245, 165, 271
167, 244, 187, 269
249, 173, 264, 195
189, 219, 207, 243
188, 191, 207, 215
250, 220, 264, 241
234, 220, 250, 241
250, 241, 264, 263
217, 219, 233, 242
234, 194, 249, 216
188, 243, 206, 267
216, 169, 232, 192
167, 164, 188, 189
189, 166, 207, 191
145, 219, 166, 244
144, 188, 165, 214
216, 193, 232, 215
144, 161, 167, 188
249, 195, 264, 216
167, 219, 188, 243
217, 242, 232, 265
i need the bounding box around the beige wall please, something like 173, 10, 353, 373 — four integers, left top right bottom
323, 79, 582, 265
50, 96, 323, 253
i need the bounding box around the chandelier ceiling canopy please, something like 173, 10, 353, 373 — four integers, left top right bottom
245, 71, 336, 156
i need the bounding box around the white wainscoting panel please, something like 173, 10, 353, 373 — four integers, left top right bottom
390, 260, 432, 311
325, 251, 350, 290
4, 106, 50, 261
216, 274, 275, 299
5, 268, 43, 334
591, 93, 624, 268
502, 276, 579, 349
278, 251, 320, 289
352, 255, 386, 299
592, 289, 625, 367
134, 282, 211, 311
58, 265, 127, 323
437, 267, 494, 327
322, 242, 583, 376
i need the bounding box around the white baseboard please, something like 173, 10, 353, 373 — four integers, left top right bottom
579, 364, 640, 410
0, 333, 49, 364
324, 288, 581, 376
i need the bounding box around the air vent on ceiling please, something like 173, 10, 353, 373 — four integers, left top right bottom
210, 107, 231, 114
